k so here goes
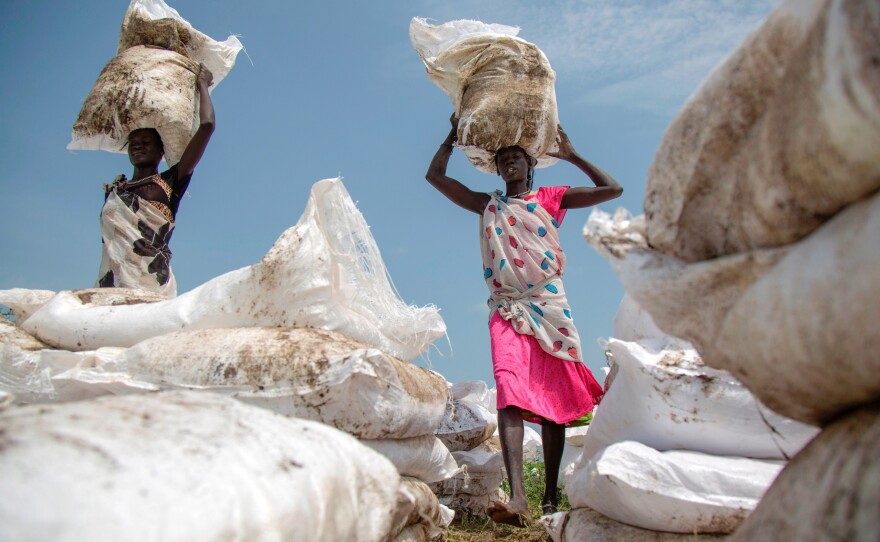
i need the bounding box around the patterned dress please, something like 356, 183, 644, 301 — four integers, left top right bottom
482, 186, 604, 425
96, 165, 192, 297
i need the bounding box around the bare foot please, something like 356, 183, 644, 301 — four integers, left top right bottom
486, 500, 532, 528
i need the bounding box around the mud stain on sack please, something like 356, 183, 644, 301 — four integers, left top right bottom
74, 288, 166, 307
118, 12, 206, 58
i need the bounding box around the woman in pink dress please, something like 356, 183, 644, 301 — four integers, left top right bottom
425, 115, 623, 526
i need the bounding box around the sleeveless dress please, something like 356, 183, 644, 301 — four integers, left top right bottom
96, 165, 191, 297
481, 186, 604, 425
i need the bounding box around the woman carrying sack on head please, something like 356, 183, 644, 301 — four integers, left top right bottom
425, 114, 623, 527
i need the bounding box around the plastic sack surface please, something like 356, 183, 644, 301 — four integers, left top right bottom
389, 477, 453, 541
582, 337, 817, 461
645, 0, 880, 262
21, 178, 446, 362
584, 192, 880, 427
726, 404, 880, 542
361, 436, 462, 484
68, 0, 243, 165
44, 327, 448, 440
567, 440, 783, 534
541, 508, 728, 542
0, 391, 401, 542
410, 17, 559, 174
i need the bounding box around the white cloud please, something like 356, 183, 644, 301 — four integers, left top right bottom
417, 0, 777, 115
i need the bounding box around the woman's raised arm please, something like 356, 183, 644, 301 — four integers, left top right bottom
425, 115, 490, 215
177, 64, 216, 177
549, 126, 623, 209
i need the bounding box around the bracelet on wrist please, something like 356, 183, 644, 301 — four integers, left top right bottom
442, 142, 454, 150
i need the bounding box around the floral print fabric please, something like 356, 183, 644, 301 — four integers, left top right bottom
480, 189, 582, 362
96, 187, 177, 297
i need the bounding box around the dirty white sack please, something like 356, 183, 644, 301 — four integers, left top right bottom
567, 440, 783, 534
582, 338, 817, 461
645, 0, 880, 262
69, 0, 242, 165
51, 326, 448, 439
0, 391, 401, 542
410, 17, 559, 174
361, 436, 462, 484
21, 179, 446, 362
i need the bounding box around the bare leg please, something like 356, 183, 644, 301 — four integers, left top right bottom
487, 405, 530, 526
541, 420, 565, 513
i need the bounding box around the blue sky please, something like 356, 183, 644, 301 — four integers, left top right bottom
0, 0, 775, 385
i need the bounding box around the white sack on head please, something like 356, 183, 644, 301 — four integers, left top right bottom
0, 391, 401, 542
582, 338, 817, 461
361, 436, 461, 484
69, 46, 198, 167
645, 0, 880, 262
68, 0, 242, 165
410, 17, 559, 174
118, 0, 242, 86
726, 404, 880, 542
55, 327, 448, 440
22, 179, 446, 362
567, 441, 784, 534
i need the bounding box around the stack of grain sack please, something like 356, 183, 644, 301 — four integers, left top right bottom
551, 0, 879, 540
430, 380, 542, 517
0, 177, 455, 541
68, 0, 242, 165
410, 17, 561, 174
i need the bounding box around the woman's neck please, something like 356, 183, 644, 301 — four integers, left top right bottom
132, 166, 159, 183
505, 181, 530, 197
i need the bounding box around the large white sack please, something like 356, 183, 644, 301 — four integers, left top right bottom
53, 327, 448, 439
389, 477, 454, 542
726, 403, 880, 542
645, 0, 880, 262
567, 441, 783, 534
439, 487, 508, 517
0, 342, 127, 403
430, 439, 504, 497
361, 436, 462, 484
711, 190, 880, 425
584, 208, 789, 356
558, 443, 583, 488
410, 17, 559, 174
583, 338, 817, 461
68, 0, 242, 165
585, 192, 880, 427
435, 396, 496, 452
70, 45, 200, 167
118, 0, 242, 86
540, 508, 727, 542
0, 391, 401, 542
21, 179, 446, 362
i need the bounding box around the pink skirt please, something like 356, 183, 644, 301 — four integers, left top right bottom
490, 311, 604, 425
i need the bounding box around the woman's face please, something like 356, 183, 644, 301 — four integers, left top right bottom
127, 129, 163, 167
496, 146, 532, 183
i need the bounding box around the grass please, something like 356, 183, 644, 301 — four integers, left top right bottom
442, 458, 568, 542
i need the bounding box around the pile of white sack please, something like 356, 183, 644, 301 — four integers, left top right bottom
0, 178, 455, 541
555, 0, 879, 540
410, 17, 560, 174
68, 0, 243, 165
428, 380, 540, 517
545, 293, 818, 541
